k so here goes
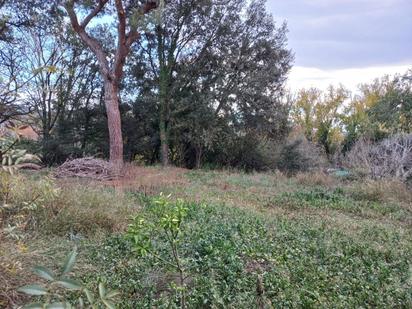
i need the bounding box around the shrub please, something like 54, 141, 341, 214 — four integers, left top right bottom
205, 133, 280, 172
128, 194, 189, 308
277, 138, 327, 174
0, 135, 41, 174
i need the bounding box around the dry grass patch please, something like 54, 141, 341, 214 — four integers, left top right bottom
294, 171, 337, 187
1, 172, 139, 239
105, 165, 188, 194
35, 183, 139, 236
348, 179, 412, 205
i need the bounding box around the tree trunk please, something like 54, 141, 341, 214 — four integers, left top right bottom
104, 80, 123, 171
159, 114, 169, 167
159, 67, 170, 167
195, 145, 202, 169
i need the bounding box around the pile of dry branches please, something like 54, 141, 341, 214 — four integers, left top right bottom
345, 134, 412, 182
54, 157, 118, 180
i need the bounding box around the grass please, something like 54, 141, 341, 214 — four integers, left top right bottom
1, 167, 411, 308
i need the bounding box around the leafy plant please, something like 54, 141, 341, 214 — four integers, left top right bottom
0, 133, 41, 174
18, 248, 120, 309
127, 193, 189, 308
1, 148, 41, 174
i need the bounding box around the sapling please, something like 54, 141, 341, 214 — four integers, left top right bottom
128, 193, 188, 309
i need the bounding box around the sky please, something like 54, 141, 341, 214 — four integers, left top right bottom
266, 0, 412, 92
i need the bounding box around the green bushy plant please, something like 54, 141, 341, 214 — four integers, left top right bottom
128, 193, 189, 308
277, 138, 327, 174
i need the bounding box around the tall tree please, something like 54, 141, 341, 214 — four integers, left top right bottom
291, 88, 321, 141
291, 85, 348, 156
134, 0, 243, 166
369, 70, 412, 134
0, 40, 32, 124
63, 0, 159, 170
132, 0, 292, 166
0, 0, 51, 123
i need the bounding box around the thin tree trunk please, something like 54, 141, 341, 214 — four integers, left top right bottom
104, 80, 123, 171
159, 67, 170, 167
159, 113, 169, 166
195, 146, 202, 169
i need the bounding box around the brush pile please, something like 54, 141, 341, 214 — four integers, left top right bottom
54, 157, 118, 180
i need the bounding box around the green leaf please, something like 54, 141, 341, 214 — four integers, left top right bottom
84, 288, 94, 304
45, 303, 68, 309
18, 284, 48, 296
101, 299, 116, 309
23, 303, 43, 309
62, 247, 77, 274
105, 290, 120, 299
33, 266, 54, 281
55, 278, 82, 290
98, 282, 106, 298
78, 297, 84, 308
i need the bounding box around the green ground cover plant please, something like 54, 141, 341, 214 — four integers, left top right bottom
84, 193, 412, 308
2, 168, 411, 308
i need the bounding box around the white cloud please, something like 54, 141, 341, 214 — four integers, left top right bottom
302, 0, 403, 8
287, 64, 411, 92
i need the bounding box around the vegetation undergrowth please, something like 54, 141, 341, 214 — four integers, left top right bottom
83, 193, 412, 308
2, 168, 412, 308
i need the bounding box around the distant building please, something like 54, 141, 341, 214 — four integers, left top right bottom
0, 120, 39, 141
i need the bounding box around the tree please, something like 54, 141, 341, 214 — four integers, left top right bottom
134, 0, 244, 166
341, 72, 412, 153
369, 70, 412, 134
291, 85, 348, 156
63, 0, 159, 170
340, 78, 388, 152
18, 25, 102, 164
0, 0, 51, 123
131, 0, 292, 167
315, 85, 348, 155
291, 88, 321, 141
0, 0, 51, 41
0, 41, 32, 124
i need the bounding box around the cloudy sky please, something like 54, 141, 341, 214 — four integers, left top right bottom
266, 0, 412, 91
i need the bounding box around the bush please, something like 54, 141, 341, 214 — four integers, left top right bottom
277, 138, 327, 174
205, 133, 279, 172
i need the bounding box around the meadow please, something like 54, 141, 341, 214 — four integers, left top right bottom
1, 167, 411, 308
